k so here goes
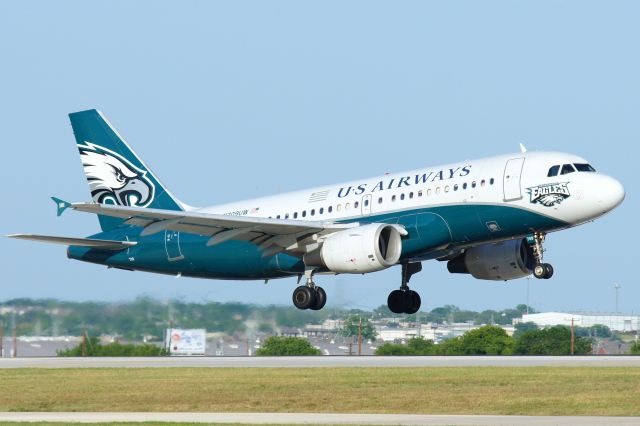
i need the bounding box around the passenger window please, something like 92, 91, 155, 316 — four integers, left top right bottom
547, 165, 560, 177
337, 204, 342, 212
453, 184, 459, 191
345, 203, 350, 210
490, 178, 495, 185
436, 187, 441, 195
409, 192, 414, 199
302, 211, 306, 218
328, 206, 333, 213
364, 199, 369, 206
574, 163, 596, 172
285, 213, 289, 219
444, 185, 450, 193
472, 181, 477, 188
463, 182, 467, 190
354, 201, 359, 208
427, 189, 432, 196
418, 190, 423, 197
400, 193, 405, 201
392, 195, 397, 202
560, 164, 575, 175
481, 179, 486, 187
319, 207, 324, 214
310, 209, 315, 216
293, 212, 298, 219
276, 215, 281, 219
378, 197, 383, 204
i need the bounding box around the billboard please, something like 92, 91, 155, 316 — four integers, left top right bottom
165, 328, 206, 356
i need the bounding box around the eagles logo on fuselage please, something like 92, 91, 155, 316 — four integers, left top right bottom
78, 142, 155, 207
527, 182, 570, 207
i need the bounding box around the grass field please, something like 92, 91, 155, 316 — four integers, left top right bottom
0, 367, 638, 416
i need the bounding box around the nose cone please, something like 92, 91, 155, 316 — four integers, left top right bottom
597, 175, 625, 212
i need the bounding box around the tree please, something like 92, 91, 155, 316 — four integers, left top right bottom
629, 341, 640, 355
514, 326, 591, 355
255, 336, 321, 356
375, 343, 413, 355
375, 337, 435, 356
57, 337, 166, 356
340, 316, 377, 341
513, 322, 538, 339
436, 325, 514, 355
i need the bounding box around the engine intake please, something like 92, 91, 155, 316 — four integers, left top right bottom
447, 238, 535, 281
304, 223, 406, 273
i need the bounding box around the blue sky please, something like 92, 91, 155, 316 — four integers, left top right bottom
0, 1, 638, 313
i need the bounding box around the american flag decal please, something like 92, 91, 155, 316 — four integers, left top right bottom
250, 207, 260, 214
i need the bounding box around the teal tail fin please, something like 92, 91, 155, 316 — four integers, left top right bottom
69, 109, 184, 231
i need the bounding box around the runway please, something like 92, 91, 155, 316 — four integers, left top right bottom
0, 412, 638, 425
1, 355, 640, 368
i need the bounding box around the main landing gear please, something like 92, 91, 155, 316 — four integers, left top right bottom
292, 269, 327, 310
387, 262, 422, 315
530, 232, 554, 280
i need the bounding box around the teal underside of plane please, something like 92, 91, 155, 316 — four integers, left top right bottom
68, 203, 568, 280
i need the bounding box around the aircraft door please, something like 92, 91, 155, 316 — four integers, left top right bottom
503, 158, 525, 201
165, 230, 184, 261
361, 194, 372, 215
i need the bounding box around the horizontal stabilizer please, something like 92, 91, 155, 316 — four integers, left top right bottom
6, 234, 137, 250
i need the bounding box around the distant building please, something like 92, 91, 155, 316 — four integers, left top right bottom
376, 323, 514, 342
516, 312, 640, 332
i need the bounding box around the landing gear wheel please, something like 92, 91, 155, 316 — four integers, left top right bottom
387, 263, 424, 314
533, 263, 546, 279
387, 290, 407, 314
543, 263, 554, 279
529, 232, 554, 280
292, 285, 316, 310
310, 286, 327, 310
533, 263, 554, 280
405, 290, 421, 315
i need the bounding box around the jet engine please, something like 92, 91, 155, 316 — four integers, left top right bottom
447, 238, 535, 281
304, 223, 406, 273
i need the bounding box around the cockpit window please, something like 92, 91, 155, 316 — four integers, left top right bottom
560, 164, 575, 175
547, 165, 560, 177
574, 163, 596, 172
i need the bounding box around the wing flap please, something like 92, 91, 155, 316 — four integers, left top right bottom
7, 234, 136, 250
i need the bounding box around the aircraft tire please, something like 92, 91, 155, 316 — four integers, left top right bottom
387, 290, 407, 314
543, 263, 554, 279
310, 286, 327, 310
292, 285, 316, 310
404, 290, 421, 315
533, 263, 546, 279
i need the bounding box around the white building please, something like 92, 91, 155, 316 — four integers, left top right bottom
517, 312, 640, 332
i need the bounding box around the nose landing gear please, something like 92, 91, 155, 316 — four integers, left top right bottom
530, 232, 554, 279
292, 268, 327, 310
387, 262, 422, 314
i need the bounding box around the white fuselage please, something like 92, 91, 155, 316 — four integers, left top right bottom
198, 151, 624, 233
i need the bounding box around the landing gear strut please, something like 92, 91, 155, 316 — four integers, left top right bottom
292, 268, 327, 310
529, 232, 554, 280
387, 262, 422, 314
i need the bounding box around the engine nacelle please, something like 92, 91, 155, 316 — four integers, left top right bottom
304, 223, 405, 273
447, 238, 535, 281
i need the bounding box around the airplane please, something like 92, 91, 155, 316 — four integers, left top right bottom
8, 109, 625, 313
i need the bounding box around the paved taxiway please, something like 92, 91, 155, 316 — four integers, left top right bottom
0, 412, 639, 425
1, 355, 640, 368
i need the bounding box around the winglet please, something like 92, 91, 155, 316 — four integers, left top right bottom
519, 143, 528, 153
51, 197, 72, 217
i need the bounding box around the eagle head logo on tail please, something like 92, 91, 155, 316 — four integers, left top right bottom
78, 142, 155, 207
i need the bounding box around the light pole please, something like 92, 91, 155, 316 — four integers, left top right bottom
526, 276, 531, 315
614, 283, 621, 314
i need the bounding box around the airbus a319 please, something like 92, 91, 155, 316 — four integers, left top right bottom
9, 110, 625, 313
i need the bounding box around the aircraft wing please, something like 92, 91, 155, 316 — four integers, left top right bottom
7, 234, 137, 250
55, 199, 359, 256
